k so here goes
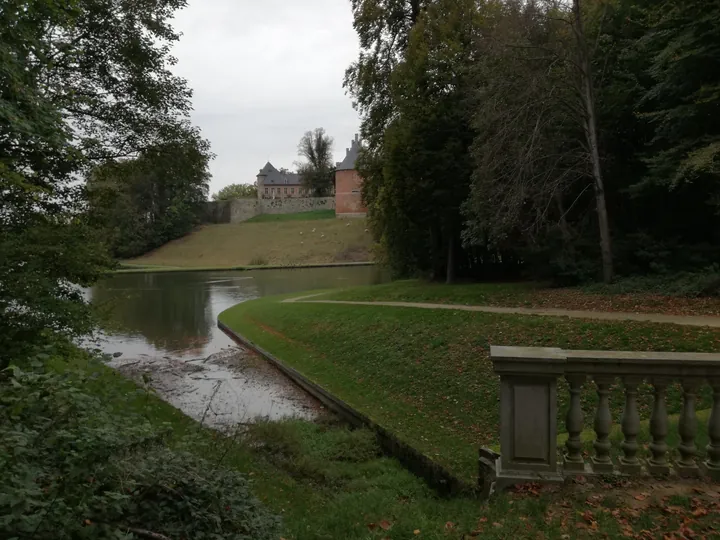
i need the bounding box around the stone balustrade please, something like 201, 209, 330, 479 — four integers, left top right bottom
490, 346, 720, 488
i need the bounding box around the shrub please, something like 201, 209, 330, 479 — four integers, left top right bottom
584, 267, 720, 297
0, 367, 280, 540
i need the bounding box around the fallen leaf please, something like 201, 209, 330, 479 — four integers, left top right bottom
663, 506, 684, 515
634, 494, 647, 501
692, 507, 708, 518
444, 521, 455, 530
414, 530, 421, 535
493, 522, 503, 528
367, 523, 376, 531
379, 520, 392, 531
479, 517, 488, 523
582, 510, 595, 524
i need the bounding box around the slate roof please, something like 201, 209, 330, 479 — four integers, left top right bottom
257, 162, 302, 186
337, 136, 362, 171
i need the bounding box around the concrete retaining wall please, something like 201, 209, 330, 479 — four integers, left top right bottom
204, 197, 335, 224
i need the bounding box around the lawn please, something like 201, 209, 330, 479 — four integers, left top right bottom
321, 279, 720, 316
127, 217, 372, 268
219, 293, 720, 484
244, 209, 336, 222
32, 346, 720, 539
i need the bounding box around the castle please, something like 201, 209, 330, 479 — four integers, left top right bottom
255, 135, 366, 217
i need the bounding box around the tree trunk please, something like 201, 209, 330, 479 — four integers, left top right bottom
446, 233, 456, 285
410, 0, 421, 24
572, 0, 613, 283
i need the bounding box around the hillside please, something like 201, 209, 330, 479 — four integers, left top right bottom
127, 214, 372, 268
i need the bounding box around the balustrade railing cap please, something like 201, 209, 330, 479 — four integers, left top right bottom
491, 346, 566, 375
566, 349, 720, 366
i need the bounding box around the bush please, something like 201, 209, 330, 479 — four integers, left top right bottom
584, 267, 720, 297
0, 367, 280, 540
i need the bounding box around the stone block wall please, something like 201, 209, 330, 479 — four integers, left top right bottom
203, 197, 335, 224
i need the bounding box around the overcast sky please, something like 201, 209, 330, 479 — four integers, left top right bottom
170, 0, 361, 196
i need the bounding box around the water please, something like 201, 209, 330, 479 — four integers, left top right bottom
87, 266, 389, 427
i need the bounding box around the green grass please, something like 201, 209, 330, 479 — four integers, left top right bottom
30, 342, 720, 539
244, 209, 336, 223
126, 218, 372, 268
322, 279, 539, 305
30, 349, 592, 539
220, 294, 720, 483
321, 279, 720, 316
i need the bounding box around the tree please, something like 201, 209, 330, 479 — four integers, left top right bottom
212, 183, 258, 201
88, 133, 212, 259
638, 1, 720, 189
572, 0, 614, 283
296, 128, 335, 197
0, 0, 203, 365
345, 0, 427, 151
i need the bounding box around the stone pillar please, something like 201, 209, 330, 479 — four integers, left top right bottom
491, 346, 566, 488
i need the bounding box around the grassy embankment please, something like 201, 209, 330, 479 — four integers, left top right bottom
124, 211, 372, 270
219, 282, 720, 485
34, 274, 720, 539
41, 340, 720, 539
36, 349, 694, 540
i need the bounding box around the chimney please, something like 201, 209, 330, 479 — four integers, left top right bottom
346, 147, 349, 154
354, 133, 359, 142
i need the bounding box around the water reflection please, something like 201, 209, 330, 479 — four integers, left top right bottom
89, 266, 388, 358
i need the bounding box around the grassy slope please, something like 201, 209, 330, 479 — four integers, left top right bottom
322, 279, 720, 316
127, 215, 371, 268
42, 349, 659, 540
40, 345, 720, 539
244, 209, 335, 223
220, 294, 720, 483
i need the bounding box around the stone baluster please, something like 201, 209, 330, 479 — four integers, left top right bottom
619, 377, 642, 474
591, 376, 614, 473
647, 379, 670, 475
677, 379, 701, 477
704, 377, 720, 480
564, 374, 586, 472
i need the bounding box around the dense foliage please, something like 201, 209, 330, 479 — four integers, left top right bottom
347, 0, 720, 286
212, 183, 258, 200
296, 128, 336, 196
0, 365, 280, 539
0, 0, 210, 363
88, 137, 212, 259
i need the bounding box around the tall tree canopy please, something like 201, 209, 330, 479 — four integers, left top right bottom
88, 135, 212, 259
0, 0, 207, 365
296, 128, 335, 197
347, 0, 720, 285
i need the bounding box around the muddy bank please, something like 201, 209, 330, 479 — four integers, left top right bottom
108, 346, 321, 429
